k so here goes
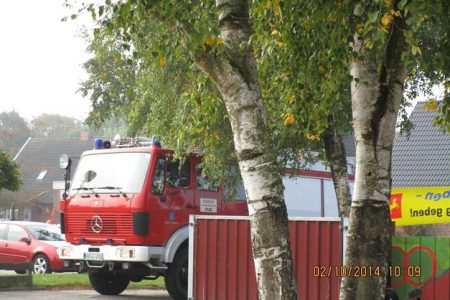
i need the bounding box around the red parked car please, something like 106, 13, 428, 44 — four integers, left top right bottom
0, 221, 72, 274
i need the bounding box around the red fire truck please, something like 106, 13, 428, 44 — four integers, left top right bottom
57, 137, 248, 299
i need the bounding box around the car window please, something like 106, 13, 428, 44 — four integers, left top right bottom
196, 168, 218, 191
223, 179, 247, 201
26, 224, 64, 241
152, 157, 166, 195
167, 159, 190, 188
0, 224, 6, 239
7, 225, 29, 242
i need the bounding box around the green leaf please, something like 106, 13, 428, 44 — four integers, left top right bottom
398, 0, 408, 10
411, 45, 421, 56
368, 11, 379, 23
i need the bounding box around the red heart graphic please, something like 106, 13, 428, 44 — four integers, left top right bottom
391, 245, 437, 287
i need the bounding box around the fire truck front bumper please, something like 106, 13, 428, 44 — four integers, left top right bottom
57, 244, 164, 263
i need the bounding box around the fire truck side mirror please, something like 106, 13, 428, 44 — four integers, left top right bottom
59, 154, 72, 200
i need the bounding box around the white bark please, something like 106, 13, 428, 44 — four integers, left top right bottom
340, 1, 407, 299
195, 0, 297, 299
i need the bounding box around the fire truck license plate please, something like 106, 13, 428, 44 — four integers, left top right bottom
84, 252, 103, 261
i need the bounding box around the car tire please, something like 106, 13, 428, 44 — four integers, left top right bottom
33, 254, 51, 274
165, 248, 188, 300
88, 270, 130, 295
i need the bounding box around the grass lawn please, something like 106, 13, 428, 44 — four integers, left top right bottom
32, 273, 165, 290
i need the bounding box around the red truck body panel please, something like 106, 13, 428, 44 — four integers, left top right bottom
61, 145, 248, 247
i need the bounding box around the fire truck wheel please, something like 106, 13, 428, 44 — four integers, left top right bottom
165, 248, 188, 300
88, 270, 130, 295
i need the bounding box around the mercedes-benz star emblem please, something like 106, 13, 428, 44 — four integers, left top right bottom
91, 215, 103, 233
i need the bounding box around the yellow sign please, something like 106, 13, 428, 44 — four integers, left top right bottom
390, 187, 450, 226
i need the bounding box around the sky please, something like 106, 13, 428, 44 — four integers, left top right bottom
0, 1, 92, 122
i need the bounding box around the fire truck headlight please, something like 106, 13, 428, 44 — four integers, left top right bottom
117, 247, 135, 259
58, 246, 73, 258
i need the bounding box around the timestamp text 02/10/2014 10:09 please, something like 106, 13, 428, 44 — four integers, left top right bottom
313, 265, 422, 278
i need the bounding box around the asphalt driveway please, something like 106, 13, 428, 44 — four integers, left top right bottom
0, 289, 171, 299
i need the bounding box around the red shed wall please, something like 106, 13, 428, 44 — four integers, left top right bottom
190, 216, 342, 300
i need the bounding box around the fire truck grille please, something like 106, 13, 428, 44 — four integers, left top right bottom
67, 213, 134, 237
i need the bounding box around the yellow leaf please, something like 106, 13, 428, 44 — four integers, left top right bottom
318, 65, 325, 74
381, 25, 390, 33
213, 131, 220, 139
287, 95, 295, 104
390, 9, 401, 17
381, 14, 393, 26
271, 29, 281, 36
273, 0, 281, 17
284, 113, 295, 125
306, 133, 320, 141
158, 57, 166, 66
327, 12, 339, 21
365, 40, 374, 49
206, 36, 215, 46
276, 41, 284, 48
423, 99, 439, 111
217, 37, 224, 44
355, 24, 364, 35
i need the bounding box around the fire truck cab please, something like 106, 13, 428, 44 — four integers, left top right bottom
58, 137, 248, 299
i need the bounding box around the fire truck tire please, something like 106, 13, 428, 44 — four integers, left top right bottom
165, 248, 188, 300
88, 270, 130, 295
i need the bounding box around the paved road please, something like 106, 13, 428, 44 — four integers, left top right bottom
0, 289, 171, 299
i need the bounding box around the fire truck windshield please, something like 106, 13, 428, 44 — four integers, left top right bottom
69, 152, 151, 194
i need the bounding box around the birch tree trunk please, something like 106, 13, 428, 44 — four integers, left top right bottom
340, 1, 407, 299
323, 123, 352, 217
195, 0, 297, 299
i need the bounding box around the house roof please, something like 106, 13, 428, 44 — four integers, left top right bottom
392, 102, 450, 187
1, 137, 95, 205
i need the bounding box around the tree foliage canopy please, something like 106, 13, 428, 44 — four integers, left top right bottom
77, 0, 351, 178
0, 149, 22, 192
30, 113, 84, 138
0, 111, 31, 156
75, 0, 449, 178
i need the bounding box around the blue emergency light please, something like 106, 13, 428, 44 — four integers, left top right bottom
94, 138, 103, 149
151, 135, 161, 147
94, 138, 112, 149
